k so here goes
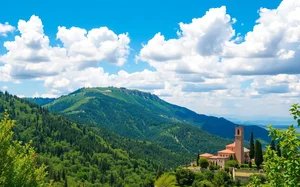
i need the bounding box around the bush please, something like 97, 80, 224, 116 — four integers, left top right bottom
249, 174, 267, 184
199, 158, 209, 169
225, 160, 239, 168
240, 164, 248, 168
175, 168, 195, 186
195, 173, 205, 182
203, 170, 214, 182
192, 180, 214, 187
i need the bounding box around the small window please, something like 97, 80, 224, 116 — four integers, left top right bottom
237, 129, 240, 135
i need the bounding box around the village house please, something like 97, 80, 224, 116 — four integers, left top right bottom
200, 126, 250, 169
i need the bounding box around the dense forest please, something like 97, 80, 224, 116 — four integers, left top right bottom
0, 91, 181, 186
43, 87, 232, 154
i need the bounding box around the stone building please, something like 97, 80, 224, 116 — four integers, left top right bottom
199, 126, 249, 168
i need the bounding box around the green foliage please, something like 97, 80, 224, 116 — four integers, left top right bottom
175, 168, 195, 186
250, 132, 255, 159
263, 104, 300, 187
254, 140, 263, 169
276, 143, 281, 157
229, 154, 233, 160
44, 87, 268, 154
203, 170, 214, 182
213, 170, 232, 187
249, 174, 267, 185
270, 140, 276, 151
199, 158, 209, 169
192, 180, 214, 187
196, 153, 200, 166
155, 172, 176, 187
0, 91, 160, 186
0, 111, 50, 187
225, 160, 239, 168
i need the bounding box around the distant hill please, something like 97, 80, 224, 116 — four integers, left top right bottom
0, 91, 188, 186
43, 87, 270, 153
25, 97, 55, 106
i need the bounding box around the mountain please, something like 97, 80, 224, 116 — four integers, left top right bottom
25, 97, 56, 106
43, 87, 269, 154
0, 91, 187, 186
45, 87, 270, 148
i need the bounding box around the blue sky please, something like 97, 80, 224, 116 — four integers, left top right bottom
1, 0, 299, 119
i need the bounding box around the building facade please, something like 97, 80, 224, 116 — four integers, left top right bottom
200, 126, 249, 168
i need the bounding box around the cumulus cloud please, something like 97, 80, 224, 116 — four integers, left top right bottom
1, 0, 300, 118
139, 0, 300, 77
0, 22, 15, 36
0, 15, 130, 80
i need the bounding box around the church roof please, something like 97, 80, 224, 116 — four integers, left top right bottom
218, 149, 235, 154
200, 153, 214, 158
209, 156, 222, 159
226, 142, 236, 147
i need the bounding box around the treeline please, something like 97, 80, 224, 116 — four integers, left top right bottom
0, 91, 162, 186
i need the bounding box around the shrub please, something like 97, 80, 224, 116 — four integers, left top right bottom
249, 174, 267, 184
192, 180, 214, 187
199, 158, 209, 169
225, 160, 239, 168
175, 168, 195, 186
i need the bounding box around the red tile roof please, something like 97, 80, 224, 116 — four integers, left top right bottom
218, 149, 235, 154
226, 142, 236, 147
200, 153, 214, 158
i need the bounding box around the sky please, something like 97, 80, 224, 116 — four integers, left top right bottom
0, 0, 300, 120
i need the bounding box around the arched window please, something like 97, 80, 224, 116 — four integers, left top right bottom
237, 129, 240, 135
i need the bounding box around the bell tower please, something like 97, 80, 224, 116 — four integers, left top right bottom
235, 126, 244, 164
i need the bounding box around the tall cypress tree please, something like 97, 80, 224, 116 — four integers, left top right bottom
196, 153, 200, 166
250, 132, 255, 159
276, 143, 281, 157
255, 140, 263, 169
270, 140, 276, 151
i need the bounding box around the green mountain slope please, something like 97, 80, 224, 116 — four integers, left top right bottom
45, 87, 270, 144
44, 87, 232, 155
0, 91, 186, 186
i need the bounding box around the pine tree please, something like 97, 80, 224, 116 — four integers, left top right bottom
250, 132, 255, 159
229, 154, 233, 160
64, 177, 68, 187
276, 143, 281, 157
270, 140, 276, 151
255, 140, 263, 169
196, 153, 200, 166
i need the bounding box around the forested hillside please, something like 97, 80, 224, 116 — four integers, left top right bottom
0, 91, 185, 186
44, 87, 231, 154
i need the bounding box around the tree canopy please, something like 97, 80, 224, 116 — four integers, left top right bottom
0, 111, 50, 187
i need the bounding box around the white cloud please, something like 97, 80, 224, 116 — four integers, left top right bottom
0, 22, 15, 36
0, 15, 130, 80
1, 0, 300, 118
1, 85, 8, 91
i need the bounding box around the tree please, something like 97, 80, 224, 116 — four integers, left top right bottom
229, 154, 234, 160
196, 153, 200, 166
199, 158, 209, 169
254, 140, 263, 169
0, 111, 50, 186
250, 132, 255, 159
225, 160, 238, 168
263, 104, 300, 186
213, 170, 232, 187
276, 143, 281, 157
175, 168, 195, 186
155, 173, 176, 187
192, 180, 214, 187
270, 140, 276, 151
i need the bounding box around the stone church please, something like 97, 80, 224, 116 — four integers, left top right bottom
200, 126, 250, 168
